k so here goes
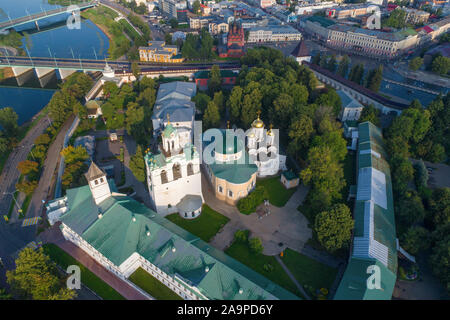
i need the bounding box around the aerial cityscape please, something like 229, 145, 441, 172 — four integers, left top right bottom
0, 0, 449, 304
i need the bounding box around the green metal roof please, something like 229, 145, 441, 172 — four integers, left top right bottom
59, 183, 299, 300
194, 70, 238, 79
334, 121, 397, 300
163, 124, 176, 138
282, 171, 297, 181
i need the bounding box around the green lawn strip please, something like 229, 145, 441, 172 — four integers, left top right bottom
225, 241, 302, 298
280, 248, 338, 298
128, 267, 183, 300
42, 243, 125, 300
165, 205, 229, 242
258, 176, 297, 207
20, 194, 32, 218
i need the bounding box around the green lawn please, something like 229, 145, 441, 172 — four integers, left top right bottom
128, 267, 183, 300
42, 244, 125, 300
258, 176, 297, 207
281, 248, 338, 298
225, 240, 302, 298
165, 205, 229, 242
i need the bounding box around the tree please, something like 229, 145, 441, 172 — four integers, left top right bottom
326, 54, 337, 72
0, 288, 12, 300
193, 92, 211, 114
131, 62, 140, 80
227, 86, 243, 123
396, 191, 426, 230
365, 65, 383, 92
34, 134, 51, 146
311, 130, 347, 162
390, 155, 414, 196
192, 0, 201, 15
212, 91, 225, 115
61, 145, 89, 164
234, 230, 248, 243
249, 237, 264, 255
430, 223, 450, 293
426, 188, 450, 229
0, 134, 8, 153
348, 64, 364, 85
17, 160, 39, 176
414, 159, 428, 189
400, 226, 430, 255
208, 65, 221, 95
169, 18, 178, 29
6, 247, 76, 300
130, 145, 146, 183
385, 9, 407, 28
126, 103, 146, 145
0, 107, 19, 137
300, 145, 346, 201
409, 57, 423, 71
203, 101, 221, 129
337, 55, 350, 77
288, 115, 314, 156
16, 180, 38, 195
359, 105, 380, 126
431, 56, 450, 76
314, 204, 354, 253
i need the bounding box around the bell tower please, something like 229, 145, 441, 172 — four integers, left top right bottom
85, 162, 111, 205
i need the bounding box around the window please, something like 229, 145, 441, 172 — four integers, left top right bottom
185, 212, 187, 217
94, 180, 98, 185
187, 163, 194, 176
191, 212, 195, 217
228, 190, 233, 198
173, 163, 182, 180
218, 186, 223, 193
161, 170, 168, 184
100, 177, 104, 183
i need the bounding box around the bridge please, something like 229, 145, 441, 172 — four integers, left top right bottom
0, 1, 97, 33
0, 55, 241, 86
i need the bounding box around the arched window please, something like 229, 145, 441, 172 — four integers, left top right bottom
173, 163, 182, 180
187, 163, 194, 176
172, 141, 175, 150
161, 170, 168, 184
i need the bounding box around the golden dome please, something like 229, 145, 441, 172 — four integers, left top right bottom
251, 111, 264, 128
267, 124, 274, 136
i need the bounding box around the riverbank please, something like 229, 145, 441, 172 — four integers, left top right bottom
81, 6, 130, 60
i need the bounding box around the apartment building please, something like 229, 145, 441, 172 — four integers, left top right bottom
247, 25, 302, 43
139, 41, 184, 63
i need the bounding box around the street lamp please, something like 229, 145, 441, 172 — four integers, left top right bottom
3, 192, 22, 214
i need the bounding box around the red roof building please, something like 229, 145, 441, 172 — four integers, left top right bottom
226, 23, 245, 58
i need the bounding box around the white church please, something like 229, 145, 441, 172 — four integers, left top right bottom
145, 118, 203, 217
246, 113, 287, 177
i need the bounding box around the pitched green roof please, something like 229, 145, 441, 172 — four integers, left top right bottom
194, 70, 238, 79
59, 183, 299, 300
163, 124, 176, 138
334, 121, 397, 300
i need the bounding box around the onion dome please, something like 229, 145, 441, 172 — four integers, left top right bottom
251, 111, 264, 129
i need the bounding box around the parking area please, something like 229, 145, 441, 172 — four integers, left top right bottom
95, 137, 125, 187
411, 159, 450, 189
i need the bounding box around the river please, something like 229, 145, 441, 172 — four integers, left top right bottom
0, 0, 110, 124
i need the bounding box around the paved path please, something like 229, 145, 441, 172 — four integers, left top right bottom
39, 225, 149, 300
275, 255, 311, 300
27, 116, 75, 220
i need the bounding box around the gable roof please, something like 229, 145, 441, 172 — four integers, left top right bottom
156, 81, 197, 103
334, 122, 397, 300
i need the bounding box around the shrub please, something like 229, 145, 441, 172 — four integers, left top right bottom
249, 237, 264, 255
234, 230, 249, 243
237, 185, 268, 214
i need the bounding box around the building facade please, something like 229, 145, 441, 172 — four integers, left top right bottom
247, 25, 302, 43
139, 41, 183, 63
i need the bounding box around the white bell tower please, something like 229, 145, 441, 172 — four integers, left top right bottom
85, 162, 111, 205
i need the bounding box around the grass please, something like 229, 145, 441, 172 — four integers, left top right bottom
225, 240, 302, 298
258, 176, 297, 207
281, 248, 338, 298
81, 6, 129, 59
128, 268, 183, 300
42, 243, 125, 300
20, 194, 32, 218
165, 205, 229, 242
